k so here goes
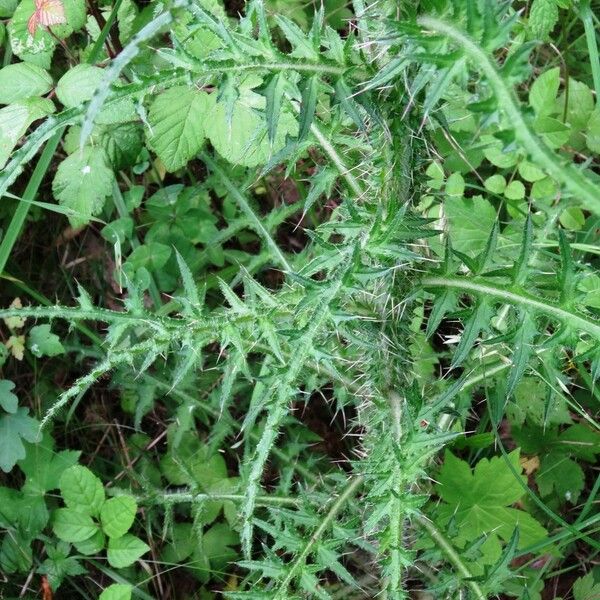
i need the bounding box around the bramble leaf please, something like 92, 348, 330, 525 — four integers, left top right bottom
99, 584, 133, 600
100, 496, 137, 539
107, 534, 150, 568
53, 508, 99, 543
0, 62, 52, 104
147, 86, 210, 172
59, 465, 105, 516
52, 147, 114, 228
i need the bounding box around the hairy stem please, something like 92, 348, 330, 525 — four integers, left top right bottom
414, 514, 487, 600
273, 475, 365, 599
418, 16, 600, 215
200, 152, 291, 272
422, 275, 600, 338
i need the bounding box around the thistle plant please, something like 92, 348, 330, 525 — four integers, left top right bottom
0, 0, 599, 598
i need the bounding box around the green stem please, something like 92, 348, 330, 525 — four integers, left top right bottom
418, 16, 600, 215
200, 152, 291, 273
181, 56, 346, 77
414, 514, 487, 600
273, 475, 365, 599
111, 182, 162, 308
422, 275, 600, 338
310, 121, 365, 197
135, 490, 300, 508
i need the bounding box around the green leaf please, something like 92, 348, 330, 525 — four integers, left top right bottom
426, 289, 457, 338
507, 378, 571, 428
445, 195, 496, 256
560, 79, 594, 133
59, 465, 105, 516
518, 161, 546, 182
586, 107, 600, 153
18, 432, 80, 492
0, 531, 32, 573
573, 573, 600, 600
7, 0, 56, 67
161, 522, 197, 563
100, 495, 137, 539
107, 533, 150, 568
559, 206, 585, 231
274, 14, 317, 60
298, 75, 319, 142
484, 174, 506, 194
27, 324, 65, 357
0, 407, 41, 472
529, 0, 559, 39
451, 299, 492, 367
206, 93, 297, 167
124, 242, 171, 272
0, 379, 18, 413
436, 450, 547, 558
52, 146, 114, 228
529, 67, 560, 116
262, 72, 286, 144
506, 312, 537, 396
63, 0, 86, 31
99, 584, 133, 600
0, 62, 52, 104
38, 541, 87, 590
536, 453, 585, 504
73, 528, 105, 555
445, 172, 465, 197
0, 0, 17, 18
147, 86, 210, 172
53, 508, 99, 543
504, 180, 525, 200
0, 97, 54, 168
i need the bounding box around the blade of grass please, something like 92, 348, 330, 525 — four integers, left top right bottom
0, 131, 62, 276
579, 0, 600, 98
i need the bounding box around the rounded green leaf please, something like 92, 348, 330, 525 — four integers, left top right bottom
56, 64, 104, 108
559, 206, 585, 231
445, 172, 465, 197
100, 495, 137, 539
504, 180, 525, 200
107, 534, 150, 568
53, 508, 98, 542
483, 174, 506, 194
99, 584, 132, 600
0, 63, 52, 104
59, 465, 105, 516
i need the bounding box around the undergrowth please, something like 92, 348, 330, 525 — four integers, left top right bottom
0, 0, 599, 598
